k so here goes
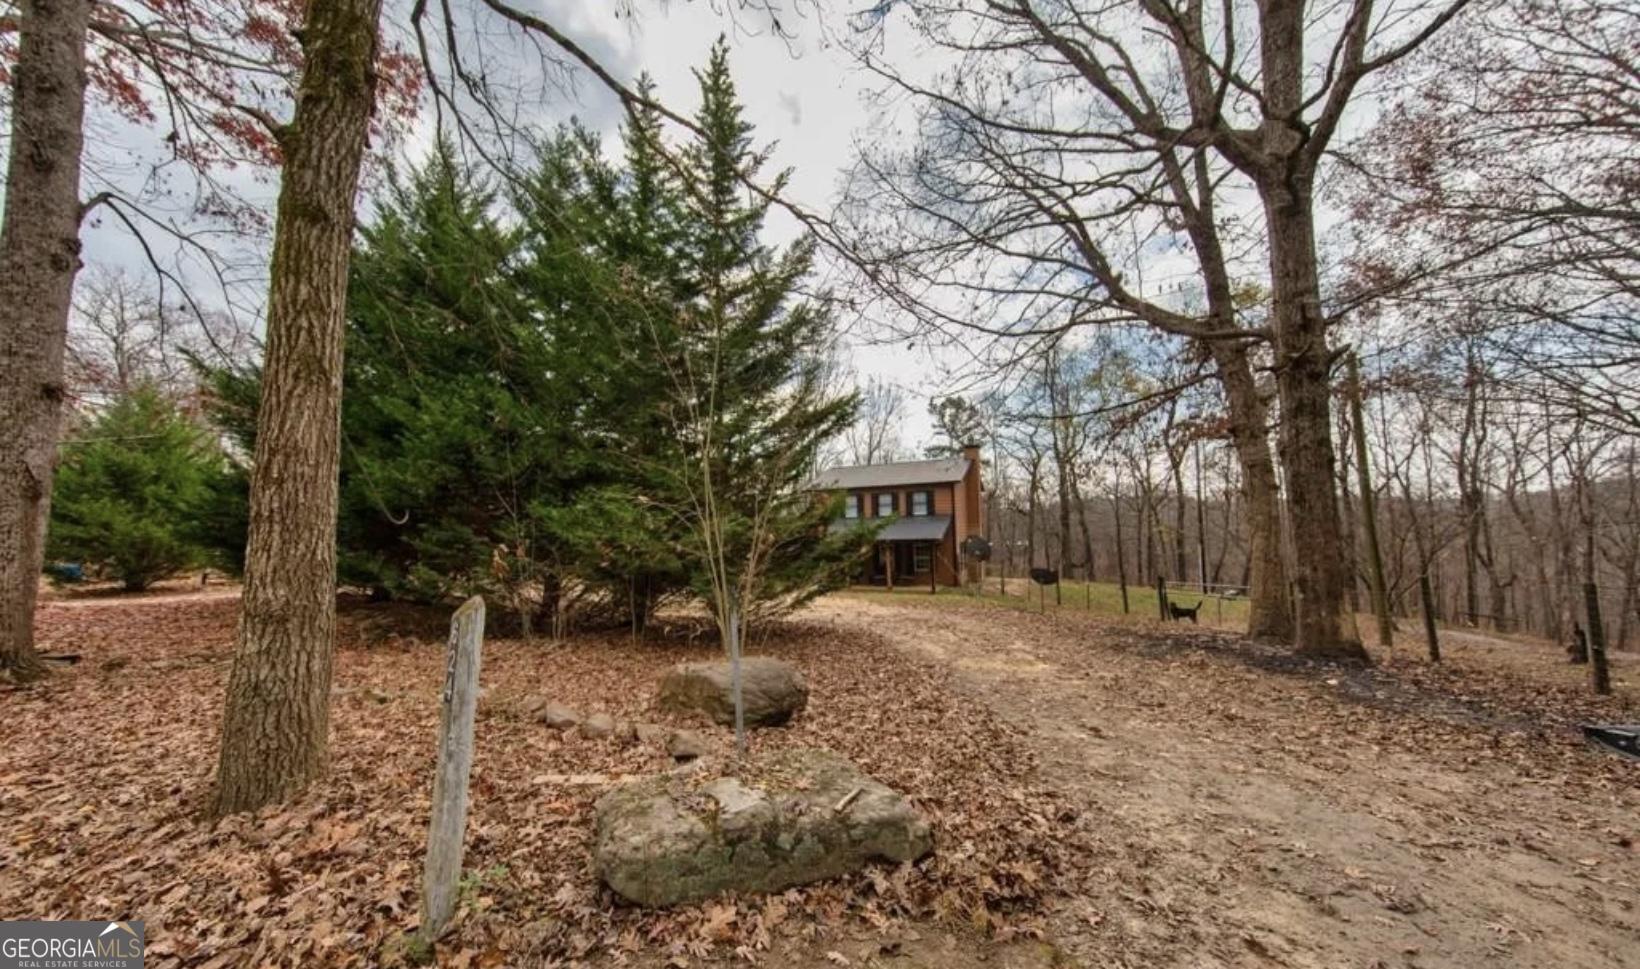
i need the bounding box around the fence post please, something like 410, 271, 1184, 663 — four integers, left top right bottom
419, 595, 486, 943
1156, 575, 1169, 620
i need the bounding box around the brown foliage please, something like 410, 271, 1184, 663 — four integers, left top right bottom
1, 592, 1092, 965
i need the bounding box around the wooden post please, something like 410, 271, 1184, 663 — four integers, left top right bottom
419, 595, 486, 943
1156, 575, 1169, 621
930, 543, 937, 595
885, 544, 894, 592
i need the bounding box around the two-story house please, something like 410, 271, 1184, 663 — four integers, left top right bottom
812, 444, 985, 589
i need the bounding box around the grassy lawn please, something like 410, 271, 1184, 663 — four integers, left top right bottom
840, 576, 1253, 629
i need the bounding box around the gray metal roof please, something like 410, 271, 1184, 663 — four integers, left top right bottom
830, 514, 952, 542
876, 515, 952, 542
810, 457, 970, 490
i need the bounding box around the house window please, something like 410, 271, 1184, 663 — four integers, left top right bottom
876, 492, 896, 517
910, 491, 931, 516
844, 494, 861, 519
914, 545, 933, 573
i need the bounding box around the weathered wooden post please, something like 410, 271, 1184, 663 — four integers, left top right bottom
419, 595, 486, 943
1156, 575, 1169, 621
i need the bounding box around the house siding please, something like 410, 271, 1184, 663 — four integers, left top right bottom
830, 449, 984, 588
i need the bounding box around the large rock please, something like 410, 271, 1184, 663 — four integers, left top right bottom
582, 712, 616, 739
657, 658, 808, 727
594, 749, 932, 906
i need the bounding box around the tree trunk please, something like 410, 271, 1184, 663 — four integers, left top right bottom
1261, 180, 1365, 661
1024, 457, 1041, 570
1210, 342, 1293, 640
1335, 405, 1363, 615
0, 0, 91, 682
213, 0, 383, 816
1580, 480, 1612, 694
1346, 354, 1393, 649
1419, 570, 1440, 663
1112, 474, 1130, 613
1171, 456, 1188, 587
1075, 479, 1096, 582
1584, 580, 1611, 694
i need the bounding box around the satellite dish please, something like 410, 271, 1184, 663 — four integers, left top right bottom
961, 535, 993, 561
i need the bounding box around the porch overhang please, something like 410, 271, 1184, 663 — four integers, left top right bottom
870, 515, 952, 543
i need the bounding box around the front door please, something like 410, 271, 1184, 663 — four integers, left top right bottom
894, 542, 917, 578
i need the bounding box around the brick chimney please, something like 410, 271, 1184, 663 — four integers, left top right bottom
961, 442, 983, 534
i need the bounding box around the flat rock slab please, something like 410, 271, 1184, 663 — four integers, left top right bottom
657, 657, 809, 727
594, 748, 932, 906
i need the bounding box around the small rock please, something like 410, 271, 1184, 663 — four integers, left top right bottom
539, 702, 582, 730
583, 712, 616, 739
666, 729, 709, 762
634, 723, 668, 744
612, 720, 639, 743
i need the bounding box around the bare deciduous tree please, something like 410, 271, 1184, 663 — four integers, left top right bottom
840, 377, 907, 466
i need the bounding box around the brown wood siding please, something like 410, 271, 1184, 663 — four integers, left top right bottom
838, 479, 969, 587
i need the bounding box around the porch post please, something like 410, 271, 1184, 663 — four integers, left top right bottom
930, 543, 937, 595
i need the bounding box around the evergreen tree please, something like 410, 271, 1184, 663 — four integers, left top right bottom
927, 396, 989, 457
48, 387, 233, 590
657, 38, 861, 626
203, 51, 864, 632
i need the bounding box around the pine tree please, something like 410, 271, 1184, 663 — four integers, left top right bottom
47, 387, 234, 590
661, 38, 860, 630
200, 49, 862, 637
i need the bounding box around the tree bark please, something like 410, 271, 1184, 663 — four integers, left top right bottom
1170, 454, 1188, 587
1261, 177, 1365, 661
1075, 478, 1096, 582
1112, 472, 1130, 613
1210, 342, 1293, 640
213, 0, 383, 816
1346, 354, 1393, 649
0, 0, 91, 682
1578, 463, 1612, 695
1419, 570, 1440, 663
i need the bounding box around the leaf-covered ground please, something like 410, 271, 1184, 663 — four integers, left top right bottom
815, 592, 1640, 969
7, 586, 1637, 968
2, 589, 1089, 968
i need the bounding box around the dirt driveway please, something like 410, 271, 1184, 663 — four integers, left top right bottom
805, 595, 1639, 969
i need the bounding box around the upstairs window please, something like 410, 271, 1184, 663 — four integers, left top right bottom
843, 494, 861, 519
910, 490, 931, 516
876, 492, 896, 517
